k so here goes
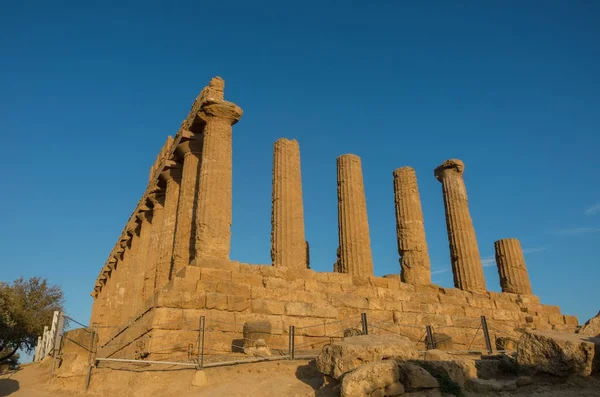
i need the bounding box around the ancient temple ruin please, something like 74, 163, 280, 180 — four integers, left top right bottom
89, 77, 577, 361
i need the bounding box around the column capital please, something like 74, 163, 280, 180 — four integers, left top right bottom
434, 159, 465, 181
198, 101, 243, 125
159, 160, 182, 183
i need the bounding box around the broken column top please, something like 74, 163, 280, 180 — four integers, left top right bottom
434, 158, 465, 181
337, 153, 361, 163
393, 166, 416, 177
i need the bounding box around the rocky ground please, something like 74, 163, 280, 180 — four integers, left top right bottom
2, 324, 600, 396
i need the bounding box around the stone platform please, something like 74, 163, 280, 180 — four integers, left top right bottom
97, 261, 577, 361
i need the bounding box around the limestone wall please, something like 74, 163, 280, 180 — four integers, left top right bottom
96, 261, 577, 362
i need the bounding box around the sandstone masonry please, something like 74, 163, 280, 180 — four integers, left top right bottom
89, 77, 576, 362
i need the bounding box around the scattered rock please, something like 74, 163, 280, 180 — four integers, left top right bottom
413, 359, 472, 389
397, 362, 439, 390
517, 330, 600, 376
465, 378, 516, 392
496, 336, 518, 350
344, 328, 363, 337
340, 360, 399, 397
402, 390, 442, 397
385, 381, 405, 396
317, 334, 418, 379
579, 311, 600, 337
516, 375, 533, 386
191, 370, 208, 387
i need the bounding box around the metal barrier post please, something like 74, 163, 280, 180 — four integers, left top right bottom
85, 324, 96, 392
480, 315, 493, 354
425, 325, 435, 350
198, 316, 206, 369
291, 326, 295, 360
361, 313, 369, 335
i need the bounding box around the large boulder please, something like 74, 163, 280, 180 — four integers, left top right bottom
397, 362, 439, 391
579, 311, 600, 337
517, 330, 600, 376
317, 334, 418, 379
340, 360, 399, 397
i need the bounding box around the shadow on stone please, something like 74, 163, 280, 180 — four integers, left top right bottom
294, 360, 339, 397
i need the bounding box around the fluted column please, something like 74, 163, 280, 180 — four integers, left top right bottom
393, 167, 431, 285
194, 100, 243, 261
336, 154, 374, 277
494, 238, 532, 294
434, 159, 486, 293
155, 163, 181, 287
143, 194, 163, 302
117, 229, 139, 324
171, 138, 201, 276
129, 213, 152, 319
271, 138, 307, 268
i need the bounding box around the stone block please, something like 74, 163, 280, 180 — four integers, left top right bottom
377, 287, 412, 302
167, 275, 198, 292
541, 305, 561, 315
205, 310, 237, 332
367, 297, 402, 311
152, 308, 183, 329
235, 313, 283, 335
564, 314, 579, 326
175, 265, 202, 279
227, 295, 250, 312
437, 293, 468, 306
493, 299, 521, 311
492, 309, 521, 322
305, 279, 343, 294
251, 299, 286, 315
285, 302, 339, 318
263, 277, 304, 290
325, 272, 353, 285
402, 301, 441, 314
195, 280, 217, 293
467, 295, 495, 309
238, 264, 264, 275
548, 313, 565, 325
368, 277, 388, 288
200, 268, 232, 282
216, 281, 251, 298
329, 293, 368, 309
282, 316, 327, 337
156, 289, 206, 309
232, 272, 263, 287
436, 304, 466, 316
206, 293, 228, 310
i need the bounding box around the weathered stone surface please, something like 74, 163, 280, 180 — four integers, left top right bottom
397, 362, 439, 391
316, 334, 418, 379
494, 238, 533, 295
271, 138, 307, 269
434, 159, 486, 293
385, 382, 405, 396
172, 137, 201, 275
194, 94, 243, 261
393, 167, 431, 286
579, 311, 600, 337
336, 154, 374, 277
340, 360, 399, 397
466, 378, 517, 392
517, 330, 600, 376
516, 375, 533, 386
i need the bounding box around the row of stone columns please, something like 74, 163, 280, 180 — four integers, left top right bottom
269, 143, 533, 295
92, 77, 243, 328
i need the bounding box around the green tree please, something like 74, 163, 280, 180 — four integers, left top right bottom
0, 277, 64, 363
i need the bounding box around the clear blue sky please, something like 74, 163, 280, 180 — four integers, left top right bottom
1, 1, 599, 331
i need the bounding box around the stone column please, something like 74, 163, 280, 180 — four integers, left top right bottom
171, 137, 201, 276
143, 195, 163, 302
393, 167, 431, 285
336, 154, 374, 277
271, 138, 307, 268
494, 238, 533, 294
116, 229, 138, 325
434, 159, 486, 293
129, 214, 152, 320
194, 100, 243, 261
155, 163, 181, 287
